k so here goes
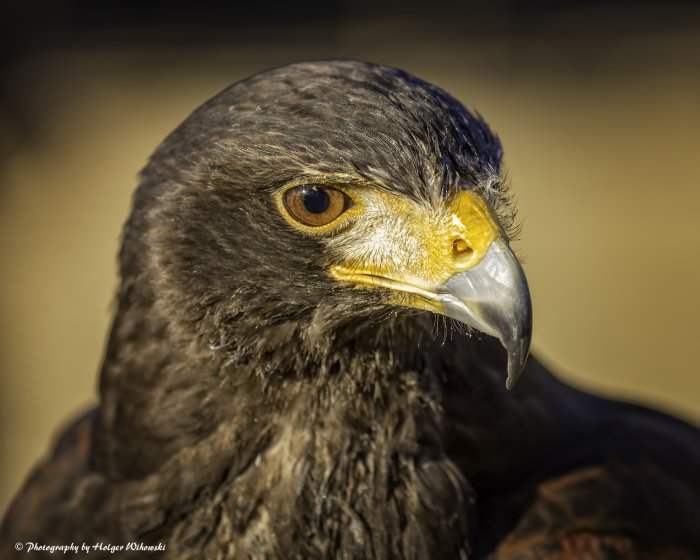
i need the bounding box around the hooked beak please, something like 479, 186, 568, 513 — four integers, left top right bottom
328, 189, 532, 388
436, 238, 532, 389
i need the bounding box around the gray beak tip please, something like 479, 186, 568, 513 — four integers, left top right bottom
505, 347, 529, 390
503, 318, 532, 390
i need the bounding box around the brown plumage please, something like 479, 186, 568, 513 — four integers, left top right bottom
2, 61, 699, 559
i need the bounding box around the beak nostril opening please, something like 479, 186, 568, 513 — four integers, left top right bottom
453, 239, 474, 258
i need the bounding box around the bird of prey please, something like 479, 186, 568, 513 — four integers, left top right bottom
2, 60, 699, 560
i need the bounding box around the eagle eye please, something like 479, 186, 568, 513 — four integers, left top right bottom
283, 184, 350, 227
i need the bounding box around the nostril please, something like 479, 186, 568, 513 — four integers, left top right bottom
453, 238, 474, 258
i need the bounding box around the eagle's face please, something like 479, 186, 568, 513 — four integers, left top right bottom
138, 61, 531, 386
273, 174, 531, 387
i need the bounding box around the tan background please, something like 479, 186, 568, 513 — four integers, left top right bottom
1, 6, 699, 515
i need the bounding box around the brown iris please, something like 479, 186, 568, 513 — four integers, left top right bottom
283, 184, 350, 227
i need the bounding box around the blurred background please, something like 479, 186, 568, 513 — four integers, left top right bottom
1, 0, 699, 515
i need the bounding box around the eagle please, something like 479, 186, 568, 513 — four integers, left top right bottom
2, 60, 699, 559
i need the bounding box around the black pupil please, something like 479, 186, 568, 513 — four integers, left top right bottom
302, 187, 331, 214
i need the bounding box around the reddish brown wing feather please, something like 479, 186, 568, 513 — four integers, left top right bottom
514, 531, 692, 560
0, 410, 94, 548
493, 464, 697, 560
